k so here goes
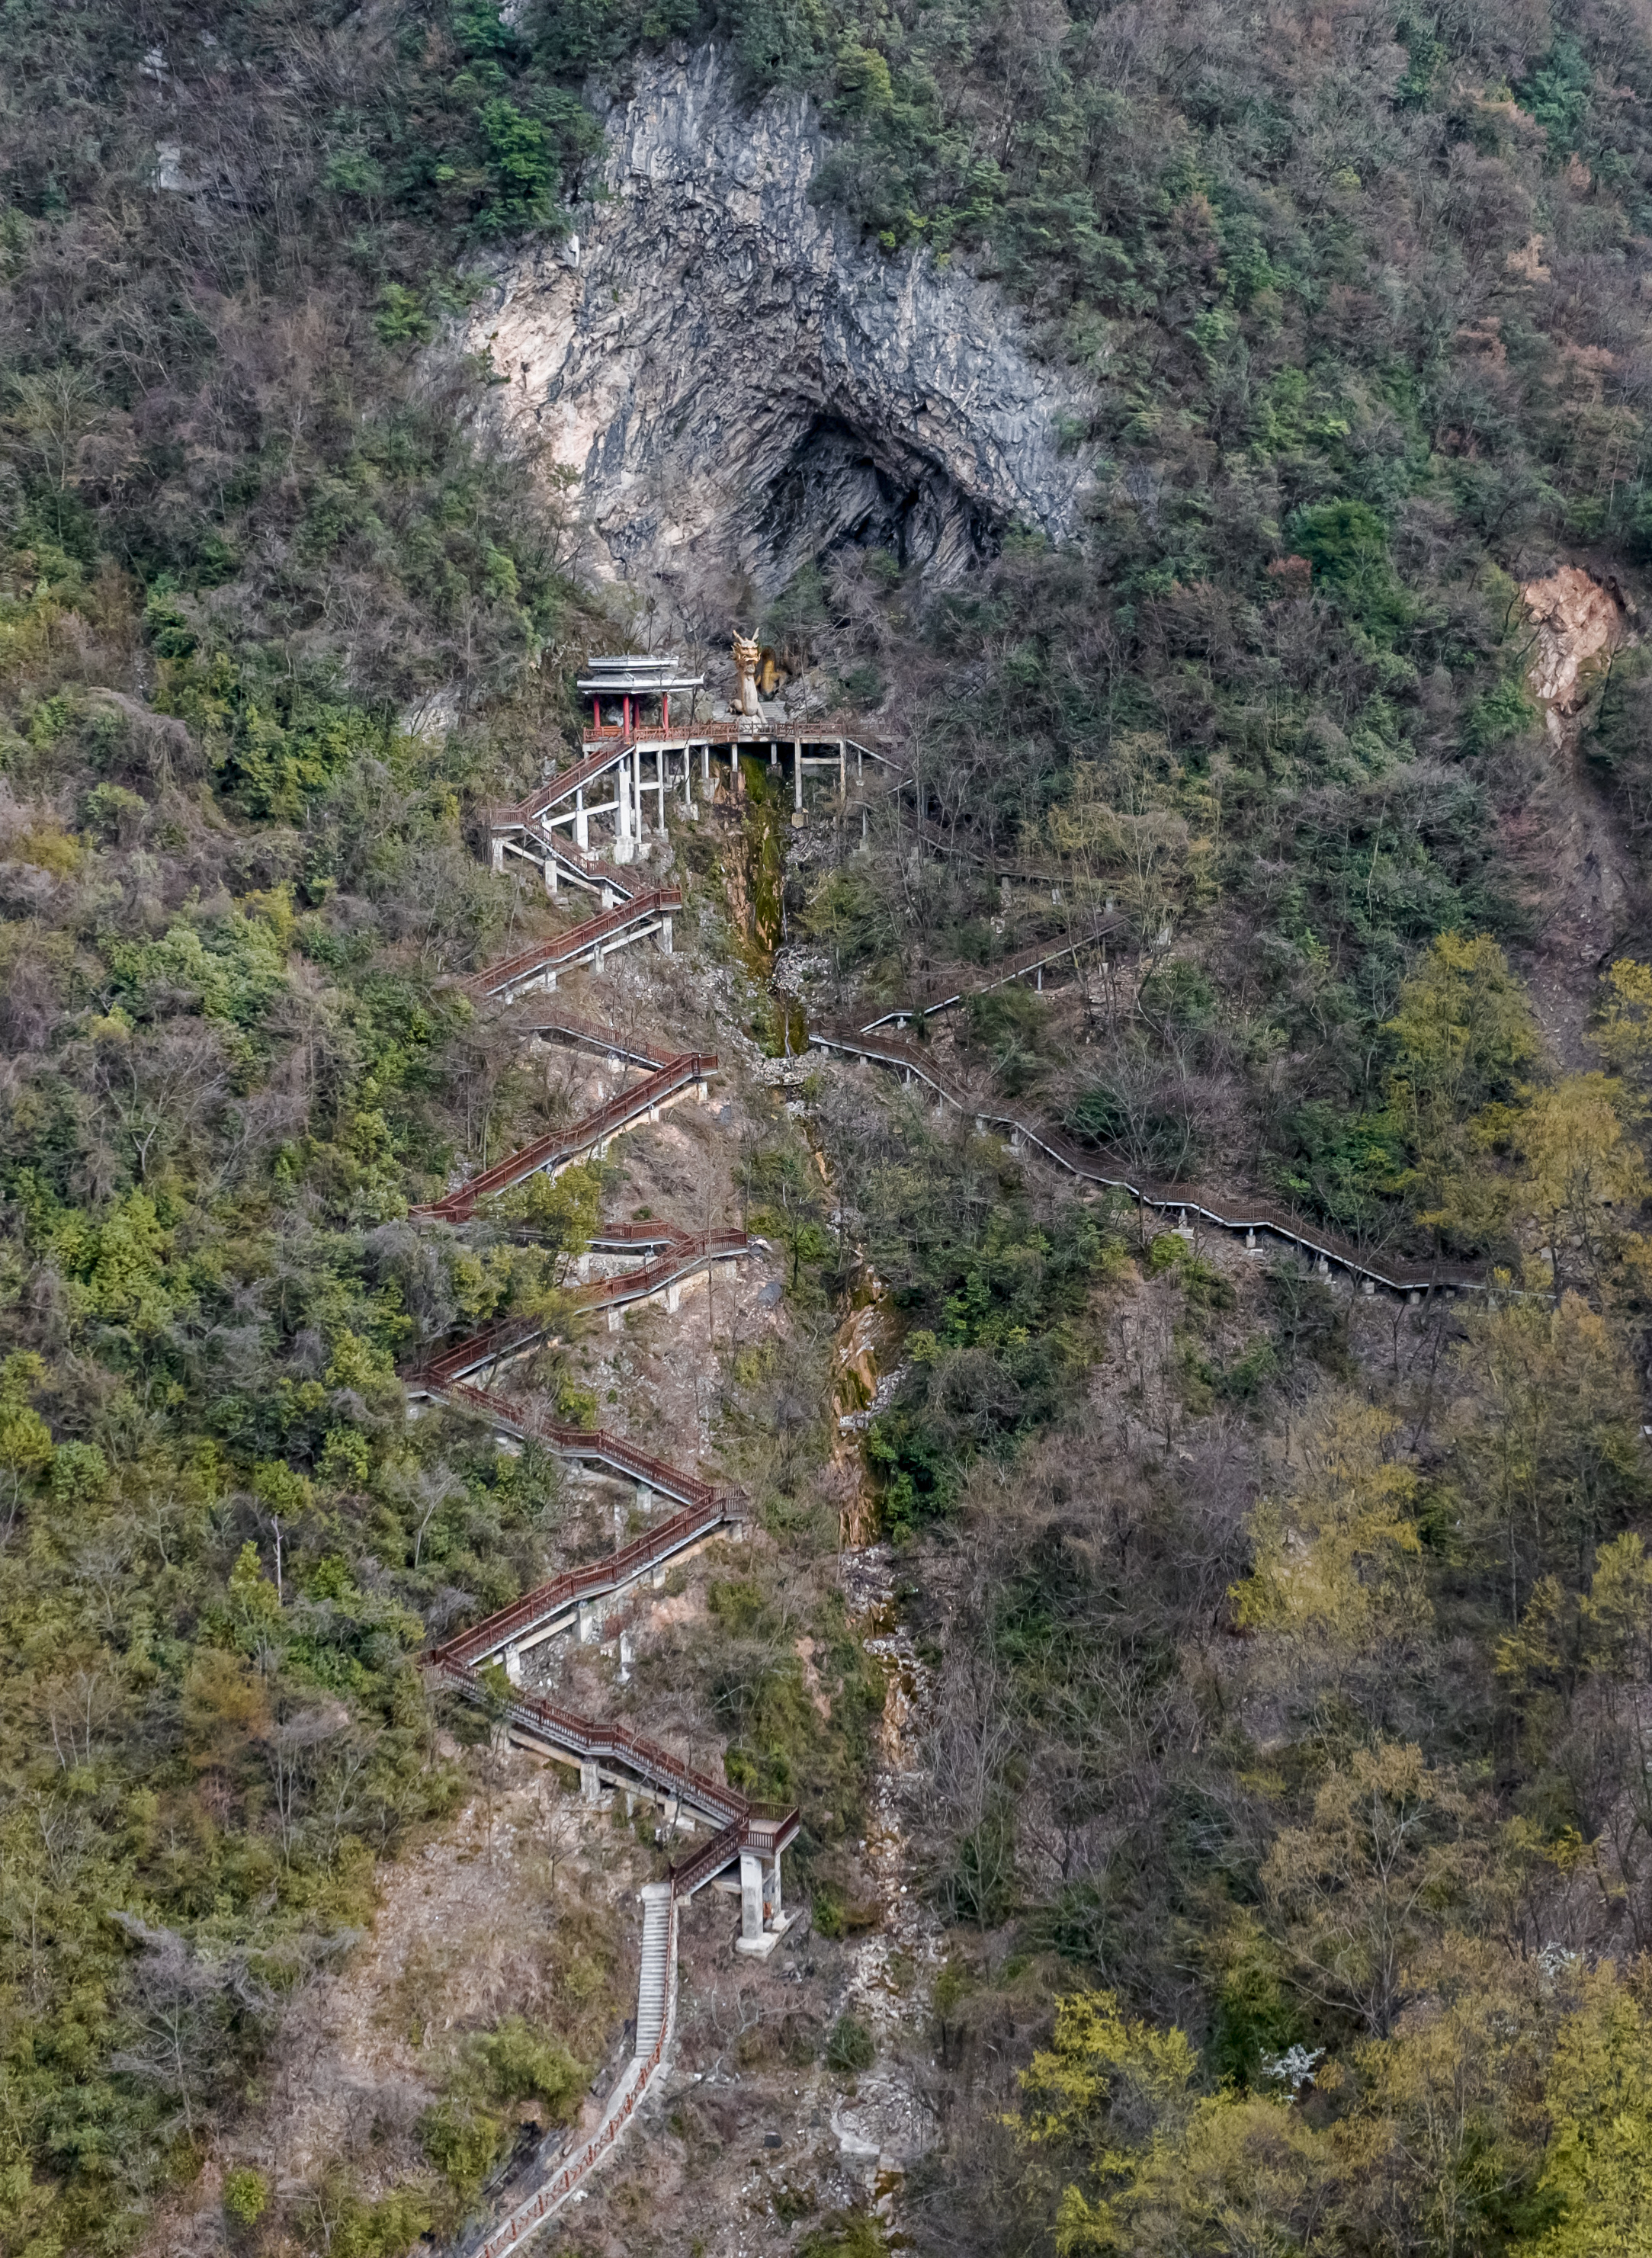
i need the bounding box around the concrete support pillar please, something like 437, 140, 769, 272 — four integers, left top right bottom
794, 739, 803, 813
491, 835, 505, 874
504, 1644, 522, 1684
838, 738, 845, 797
767, 1852, 782, 1923
739, 1850, 763, 1941
636, 1481, 653, 1515
1315, 1253, 1330, 1278
607, 1305, 622, 1333
1245, 1228, 1257, 1252
1361, 1278, 1375, 1297
575, 786, 588, 853
615, 756, 631, 851
1035, 963, 1044, 991
701, 743, 710, 786
666, 1282, 681, 1313
578, 1598, 601, 1642
580, 1759, 601, 1804
861, 807, 868, 849
544, 852, 558, 898
659, 913, 673, 954
618, 1631, 634, 1685
768, 739, 778, 766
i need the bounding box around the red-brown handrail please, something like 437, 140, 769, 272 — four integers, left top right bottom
428, 1496, 735, 1666
443, 1378, 717, 1507
464, 889, 682, 998
499, 736, 639, 827
415, 1052, 716, 1222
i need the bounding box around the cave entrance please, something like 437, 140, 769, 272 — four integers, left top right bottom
752, 412, 996, 593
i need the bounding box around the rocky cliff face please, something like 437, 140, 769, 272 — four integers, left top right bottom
459, 46, 1093, 603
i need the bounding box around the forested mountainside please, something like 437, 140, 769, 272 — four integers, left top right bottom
11, 3, 1652, 2256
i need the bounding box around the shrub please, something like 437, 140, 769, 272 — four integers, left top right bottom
826, 2013, 876, 2073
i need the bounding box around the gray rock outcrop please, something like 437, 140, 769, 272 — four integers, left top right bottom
459, 45, 1092, 601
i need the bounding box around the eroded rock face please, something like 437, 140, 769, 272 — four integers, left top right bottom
1522, 565, 1624, 714
459, 45, 1094, 598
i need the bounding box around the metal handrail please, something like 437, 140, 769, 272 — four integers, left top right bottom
469, 1883, 680, 2258
464, 889, 682, 997
416, 1052, 716, 1222
442, 1378, 719, 1507
415, 1228, 749, 1384
524, 1009, 678, 1068
811, 1022, 1484, 1294
429, 1496, 735, 1666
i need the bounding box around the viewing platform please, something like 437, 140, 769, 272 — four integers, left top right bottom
492, 650, 899, 882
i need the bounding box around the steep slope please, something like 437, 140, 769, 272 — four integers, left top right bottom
460, 45, 1094, 597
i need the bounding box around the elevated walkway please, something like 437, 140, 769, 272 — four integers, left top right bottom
858, 913, 1127, 1029
460, 890, 679, 1003
428, 1493, 739, 1673
518, 1009, 678, 1070
415, 1374, 719, 1509
810, 1021, 1480, 1299
413, 1050, 717, 1223
407, 1225, 749, 1385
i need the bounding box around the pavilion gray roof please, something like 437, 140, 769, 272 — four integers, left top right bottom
576, 653, 704, 694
